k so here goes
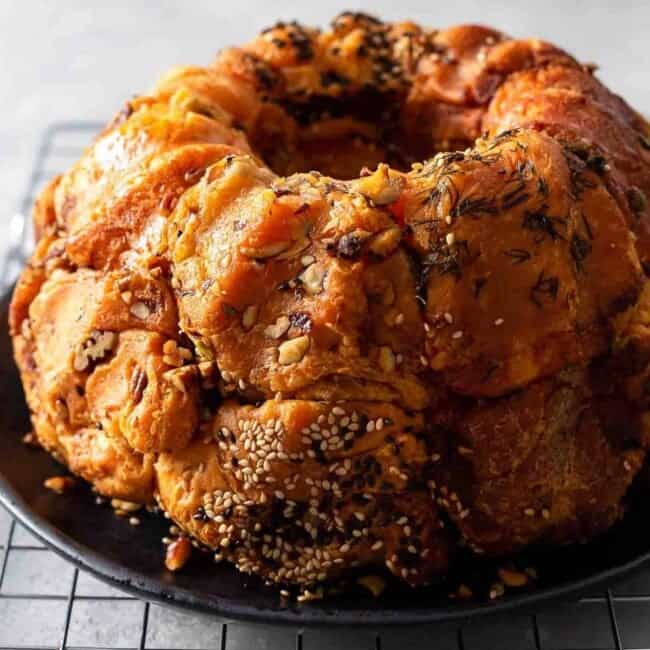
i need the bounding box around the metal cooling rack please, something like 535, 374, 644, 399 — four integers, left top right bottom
2, 122, 650, 650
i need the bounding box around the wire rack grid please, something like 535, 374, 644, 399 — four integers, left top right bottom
2, 122, 650, 650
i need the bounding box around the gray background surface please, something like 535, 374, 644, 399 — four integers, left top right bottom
2, 1, 650, 648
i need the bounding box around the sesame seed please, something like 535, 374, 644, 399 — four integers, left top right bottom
443, 312, 453, 324
494, 318, 505, 326
451, 330, 463, 339
446, 233, 455, 246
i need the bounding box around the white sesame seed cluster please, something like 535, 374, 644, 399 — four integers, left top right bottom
155, 398, 449, 588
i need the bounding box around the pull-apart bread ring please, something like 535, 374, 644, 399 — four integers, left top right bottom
10, 13, 650, 590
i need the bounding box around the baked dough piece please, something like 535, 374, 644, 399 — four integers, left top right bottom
10, 13, 650, 589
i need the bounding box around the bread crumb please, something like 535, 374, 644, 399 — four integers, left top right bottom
44, 476, 75, 494
165, 537, 192, 571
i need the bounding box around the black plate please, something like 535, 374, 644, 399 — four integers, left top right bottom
2, 288, 650, 626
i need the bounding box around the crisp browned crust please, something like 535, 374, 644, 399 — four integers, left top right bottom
9, 13, 650, 589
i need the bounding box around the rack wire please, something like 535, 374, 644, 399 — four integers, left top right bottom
1, 122, 650, 649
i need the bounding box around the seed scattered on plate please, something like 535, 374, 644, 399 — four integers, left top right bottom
44, 476, 75, 494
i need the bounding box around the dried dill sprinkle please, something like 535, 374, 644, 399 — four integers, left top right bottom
221, 303, 238, 317
627, 187, 647, 213
530, 270, 559, 307
515, 159, 536, 178
452, 195, 498, 217
487, 128, 522, 149
437, 151, 466, 166
421, 173, 461, 211
562, 147, 597, 197
565, 142, 609, 174
473, 277, 487, 298
501, 182, 530, 210
422, 240, 472, 280
537, 176, 549, 197
570, 233, 592, 268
